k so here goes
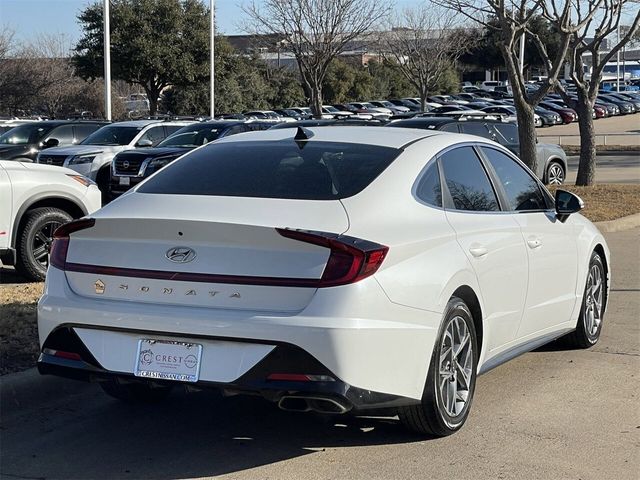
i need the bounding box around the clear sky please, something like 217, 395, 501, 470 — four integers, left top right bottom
0, 0, 421, 43
1, 0, 630, 46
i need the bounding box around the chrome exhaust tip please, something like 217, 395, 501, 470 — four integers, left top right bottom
278, 395, 351, 414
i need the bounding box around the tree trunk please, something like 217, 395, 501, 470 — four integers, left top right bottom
310, 84, 323, 119
420, 91, 427, 112
148, 95, 158, 117
574, 93, 596, 186
513, 97, 538, 173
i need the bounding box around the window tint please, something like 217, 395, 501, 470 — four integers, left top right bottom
415, 161, 442, 207
459, 123, 490, 139
440, 123, 459, 133
73, 124, 102, 141
491, 123, 518, 144
81, 126, 141, 146
139, 140, 400, 200
440, 146, 499, 211
139, 126, 166, 146
164, 125, 184, 137
48, 125, 75, 144
481, 147, 547, 211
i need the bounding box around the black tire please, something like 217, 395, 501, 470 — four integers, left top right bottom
546, 161, 565, 185
564, 252, 606, 349
398, 297, 478, 436
14, 207, 72, 281
100, 378, 173, 404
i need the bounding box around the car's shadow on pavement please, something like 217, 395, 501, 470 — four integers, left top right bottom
0, 265, 33, 285
2, 383, 425, 479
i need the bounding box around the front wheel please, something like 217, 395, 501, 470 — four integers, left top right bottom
398, 297, 478, 436
564, 252, 606, 348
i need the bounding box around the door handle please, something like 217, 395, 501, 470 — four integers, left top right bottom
527, 237, 543, 249
469, 246, 488, 258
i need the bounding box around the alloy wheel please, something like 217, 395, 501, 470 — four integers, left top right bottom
31, 220, 62, 268
438, 315, 473, 418
585, 263, 604, 337
548, 164, 565, 185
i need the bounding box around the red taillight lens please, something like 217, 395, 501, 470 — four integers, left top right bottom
49, 218, 96, 270
276, 228, 388, 287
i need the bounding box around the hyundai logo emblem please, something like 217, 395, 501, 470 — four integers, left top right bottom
165, 247, 196, 263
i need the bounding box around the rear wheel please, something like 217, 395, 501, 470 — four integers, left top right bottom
398, 297, 478, 436
546, 161, 565, 185
564, 252, 606, 348
15, 207, 72, 281
100, 378, 173, 403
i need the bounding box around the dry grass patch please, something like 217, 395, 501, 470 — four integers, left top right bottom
0, 283, 43, 374
549, 183, 640, 223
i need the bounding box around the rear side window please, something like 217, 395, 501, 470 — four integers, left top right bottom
138, 140, 400, 200
415, 161, 442, 207
440, 146, 499, 212
481, 147, 547, 211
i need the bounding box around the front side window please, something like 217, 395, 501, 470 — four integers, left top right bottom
459, 123, 491, 139
138, 126, 166, 146
440, 146, 499, 212
81, 126, 141, 146
480, 147, 547, 211
47, 125, 74, 144
491, 123, 518, 144
138, 140, 400, 200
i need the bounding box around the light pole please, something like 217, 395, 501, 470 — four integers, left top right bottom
103, 0, 112, 121
210, 0, 215, 119
616, 22, 620, 92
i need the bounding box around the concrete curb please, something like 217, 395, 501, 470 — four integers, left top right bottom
595, 213, 640, 233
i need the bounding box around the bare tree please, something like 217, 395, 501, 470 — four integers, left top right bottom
381, 5, 473, 111
243, 0, 392, 118
543, 0, 640, 186
434, 0, 592, 173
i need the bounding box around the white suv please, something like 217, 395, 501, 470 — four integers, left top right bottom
36, 120, 194, 197
0, 160, 101, 281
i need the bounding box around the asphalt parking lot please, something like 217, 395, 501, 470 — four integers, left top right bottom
566, 153, 640, 184
1, 227, 638, 480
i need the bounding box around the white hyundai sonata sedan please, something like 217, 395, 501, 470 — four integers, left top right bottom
37, 126, 609, 436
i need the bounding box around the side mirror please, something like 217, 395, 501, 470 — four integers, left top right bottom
136, 139, 153, 147
555, 189, 584, 222
43, 138, 59, 148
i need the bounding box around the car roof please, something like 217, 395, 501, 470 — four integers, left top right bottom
108, 119, 194, 127
15, 120, 107, 127
215, 125, 442, 149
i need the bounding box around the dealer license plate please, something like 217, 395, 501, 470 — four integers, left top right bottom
119, 176, 130, 186
134, 339, 202, 382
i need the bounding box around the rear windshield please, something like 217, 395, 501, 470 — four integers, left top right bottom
138, 140, 400, 200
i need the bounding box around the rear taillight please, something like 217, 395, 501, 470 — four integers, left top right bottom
276, 228, 388, 287
49, 218, 96, 270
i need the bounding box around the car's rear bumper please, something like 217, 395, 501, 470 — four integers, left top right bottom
37, 326, 420, 412
38, 266, 442, 401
